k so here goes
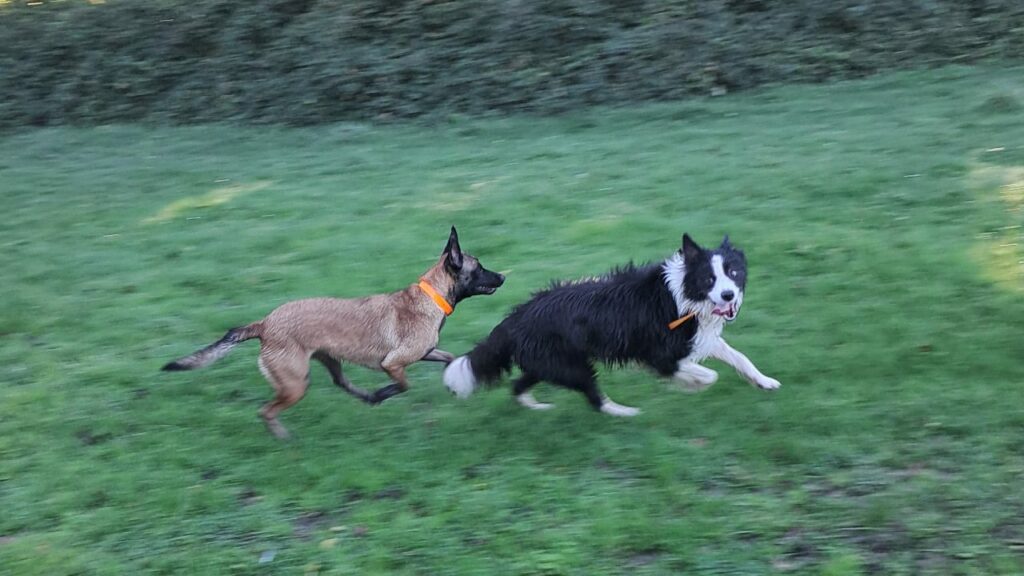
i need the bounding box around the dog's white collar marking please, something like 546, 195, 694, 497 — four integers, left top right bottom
662, 252, 690, 316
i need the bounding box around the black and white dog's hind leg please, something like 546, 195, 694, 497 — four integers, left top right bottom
561, 365, 641, 418
708, 338, 781, 390
523, 358, 641, 417
598, 394, 642, 417
512, 373, 555, 410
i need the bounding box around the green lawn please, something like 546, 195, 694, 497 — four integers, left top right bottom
2, 64, 1023, 575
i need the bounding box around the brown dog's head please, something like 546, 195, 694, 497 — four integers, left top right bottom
442, 226, 505, 303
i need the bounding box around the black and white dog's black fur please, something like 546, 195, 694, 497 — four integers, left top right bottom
443, 234, 780, 416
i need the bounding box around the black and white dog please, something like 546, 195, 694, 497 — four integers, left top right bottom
443, 234, 780, 416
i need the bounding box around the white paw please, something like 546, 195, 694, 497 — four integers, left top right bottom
675, 381, 715, 393
756, 376, 781, 390
600, 398, 641, 417
516, 392, 554, 410
673, 366, 718, 393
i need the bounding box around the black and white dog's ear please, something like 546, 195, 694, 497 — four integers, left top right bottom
720, 234, 744, 261
444, 226, 463, 271
681, 233, 702, 261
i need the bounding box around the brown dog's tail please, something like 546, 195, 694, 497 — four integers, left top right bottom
162, 322, 263, 371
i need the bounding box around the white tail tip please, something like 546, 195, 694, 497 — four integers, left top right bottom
443, 356, 477, 399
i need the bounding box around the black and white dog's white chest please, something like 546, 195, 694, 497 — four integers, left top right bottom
684, 316, 726, 362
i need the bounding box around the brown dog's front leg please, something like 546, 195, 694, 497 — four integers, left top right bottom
369, 363, 410, 405
421, 348, 455, 364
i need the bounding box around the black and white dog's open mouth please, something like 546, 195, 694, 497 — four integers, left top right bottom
712, 302, 738, 321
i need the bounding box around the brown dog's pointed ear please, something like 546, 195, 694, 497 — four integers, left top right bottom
444, 226, 463, 271
681, 233, 702, 262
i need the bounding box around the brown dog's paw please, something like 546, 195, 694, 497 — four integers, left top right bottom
369, 383, 405, 405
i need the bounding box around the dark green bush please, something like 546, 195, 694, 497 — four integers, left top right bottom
0, 0, 1021, 128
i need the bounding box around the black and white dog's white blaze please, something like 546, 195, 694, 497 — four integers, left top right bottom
443, 233, 780, 416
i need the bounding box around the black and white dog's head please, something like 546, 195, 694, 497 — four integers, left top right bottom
665, 233, 747, 322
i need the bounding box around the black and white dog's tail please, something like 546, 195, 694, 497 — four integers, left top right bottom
443, 326, 514, 398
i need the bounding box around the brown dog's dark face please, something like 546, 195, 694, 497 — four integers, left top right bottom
443, 226, 505, 302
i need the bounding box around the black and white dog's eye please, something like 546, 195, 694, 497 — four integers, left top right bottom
729, 270, 739, 278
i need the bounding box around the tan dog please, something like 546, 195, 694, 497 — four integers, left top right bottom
163, 227, 504, 438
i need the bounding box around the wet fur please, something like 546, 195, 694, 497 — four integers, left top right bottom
444, 234, 780, 415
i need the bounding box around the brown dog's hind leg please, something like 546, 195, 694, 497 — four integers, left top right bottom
257, 349, 310, 439
313, 352, 373, 403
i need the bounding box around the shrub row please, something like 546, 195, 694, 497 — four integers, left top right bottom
1, 0, 1022, 128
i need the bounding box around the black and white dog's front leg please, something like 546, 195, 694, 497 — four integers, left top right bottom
673, 361, 719, 392
708, 337, 780, 390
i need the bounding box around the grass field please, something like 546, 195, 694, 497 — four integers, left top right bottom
2, 64, 1024, 575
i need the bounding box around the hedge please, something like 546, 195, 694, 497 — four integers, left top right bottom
1, 0, 1022, 128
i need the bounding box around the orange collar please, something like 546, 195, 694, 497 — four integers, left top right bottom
668, 312, 695, 330
418, 279, 454, 316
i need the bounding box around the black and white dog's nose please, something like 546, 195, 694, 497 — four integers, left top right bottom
721, 290, 735, 302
